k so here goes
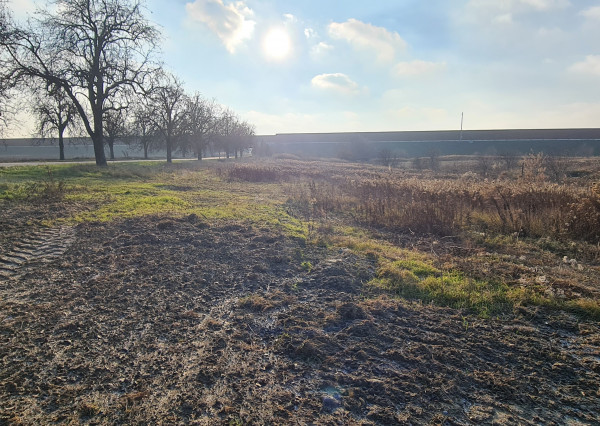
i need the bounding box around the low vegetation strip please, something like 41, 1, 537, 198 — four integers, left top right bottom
0, 158, 599, 423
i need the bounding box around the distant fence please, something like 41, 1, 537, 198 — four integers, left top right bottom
0, 143, 165, 161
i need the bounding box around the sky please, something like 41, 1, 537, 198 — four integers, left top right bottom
7, 0, 600, 135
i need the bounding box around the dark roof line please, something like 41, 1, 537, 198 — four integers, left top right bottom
260, 128, 600, 142
274, 128, 600, 136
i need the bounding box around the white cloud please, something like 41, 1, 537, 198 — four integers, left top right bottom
569, 55, 600, 76
311, 73, 361, 95
393, 60, 447, 77
185, 0, 255, 53
304, 28, 316, 39
310, 42, 334, 59
580, 6, 600, 20
328, 19, 407, 62
283, 13, 296, 23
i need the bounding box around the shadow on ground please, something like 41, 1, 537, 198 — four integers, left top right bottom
1, 215, 599, 424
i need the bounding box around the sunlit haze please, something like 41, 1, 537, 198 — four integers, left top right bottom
263, 28, 291, 61
5, 0, 600, 136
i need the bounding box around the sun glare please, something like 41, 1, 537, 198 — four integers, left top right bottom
263, 28, 291, 61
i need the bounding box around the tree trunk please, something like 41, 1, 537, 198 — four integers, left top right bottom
197, 150, 202, 161
144, 143, 148, 159
92, 134, 108, 166
166, 137, 172, 163
108, 139, 115, 160
92, 104, 107, 166
58, 132, 65, 161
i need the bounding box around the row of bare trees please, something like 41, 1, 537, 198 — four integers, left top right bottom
0, 0, 254, 165
98, 75, 254, 162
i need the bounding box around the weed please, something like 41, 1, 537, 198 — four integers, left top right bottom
462, 316, 469, 331
301, 261, 313, 273
228, 417, 243, 426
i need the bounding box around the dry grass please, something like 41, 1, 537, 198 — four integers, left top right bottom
221, 157, 600, 318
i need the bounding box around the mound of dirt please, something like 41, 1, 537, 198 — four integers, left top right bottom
1, 216, 599, 424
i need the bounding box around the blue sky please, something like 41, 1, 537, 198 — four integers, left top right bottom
9, 0, 600, 135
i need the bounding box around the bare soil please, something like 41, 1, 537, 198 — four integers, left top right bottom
1, 205, 599, 424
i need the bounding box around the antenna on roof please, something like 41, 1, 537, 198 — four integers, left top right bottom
460, 112, 464, 142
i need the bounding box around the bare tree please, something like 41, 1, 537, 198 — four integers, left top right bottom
184, 94, 218, 160
131, 100, 158, 159
233, 120, 255, 158
103, 108, 128, 160
0, 0, 17, 134
148, 74, 188, 163
32, 87, 79, 160
1, 0, 160, 166
211, 109, 255, 159
214, 108, 236, 159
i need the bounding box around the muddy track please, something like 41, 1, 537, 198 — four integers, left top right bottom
0, 226, 75, 279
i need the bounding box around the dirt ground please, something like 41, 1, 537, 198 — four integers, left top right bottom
1, 203, 600, 424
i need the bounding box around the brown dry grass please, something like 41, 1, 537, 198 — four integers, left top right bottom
223, 156, 600, 244
222, 156, 600, 318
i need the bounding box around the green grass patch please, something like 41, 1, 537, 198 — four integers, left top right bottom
370, 259, 512, 317
76, 194, 191, 222
565, 298, 600, 320
329, 233, 512, 317
0, 162, 309, 239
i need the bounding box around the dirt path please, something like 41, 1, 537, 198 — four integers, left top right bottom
1, 216, 599, 424
0, 226, 75, 279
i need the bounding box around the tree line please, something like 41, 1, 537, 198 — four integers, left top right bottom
0, 0, 254, 165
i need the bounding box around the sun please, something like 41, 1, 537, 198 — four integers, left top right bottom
263, 28, 291, 61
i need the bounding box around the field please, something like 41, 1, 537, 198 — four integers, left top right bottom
1, 157, 600, 424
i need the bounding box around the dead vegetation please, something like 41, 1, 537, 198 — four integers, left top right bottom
224, 157, 600, 318
1, 157, 600, 424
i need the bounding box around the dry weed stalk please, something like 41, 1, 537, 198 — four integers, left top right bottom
231, 159, 600, 244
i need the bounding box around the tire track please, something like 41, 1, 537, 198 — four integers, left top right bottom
0, 226, 76, 280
